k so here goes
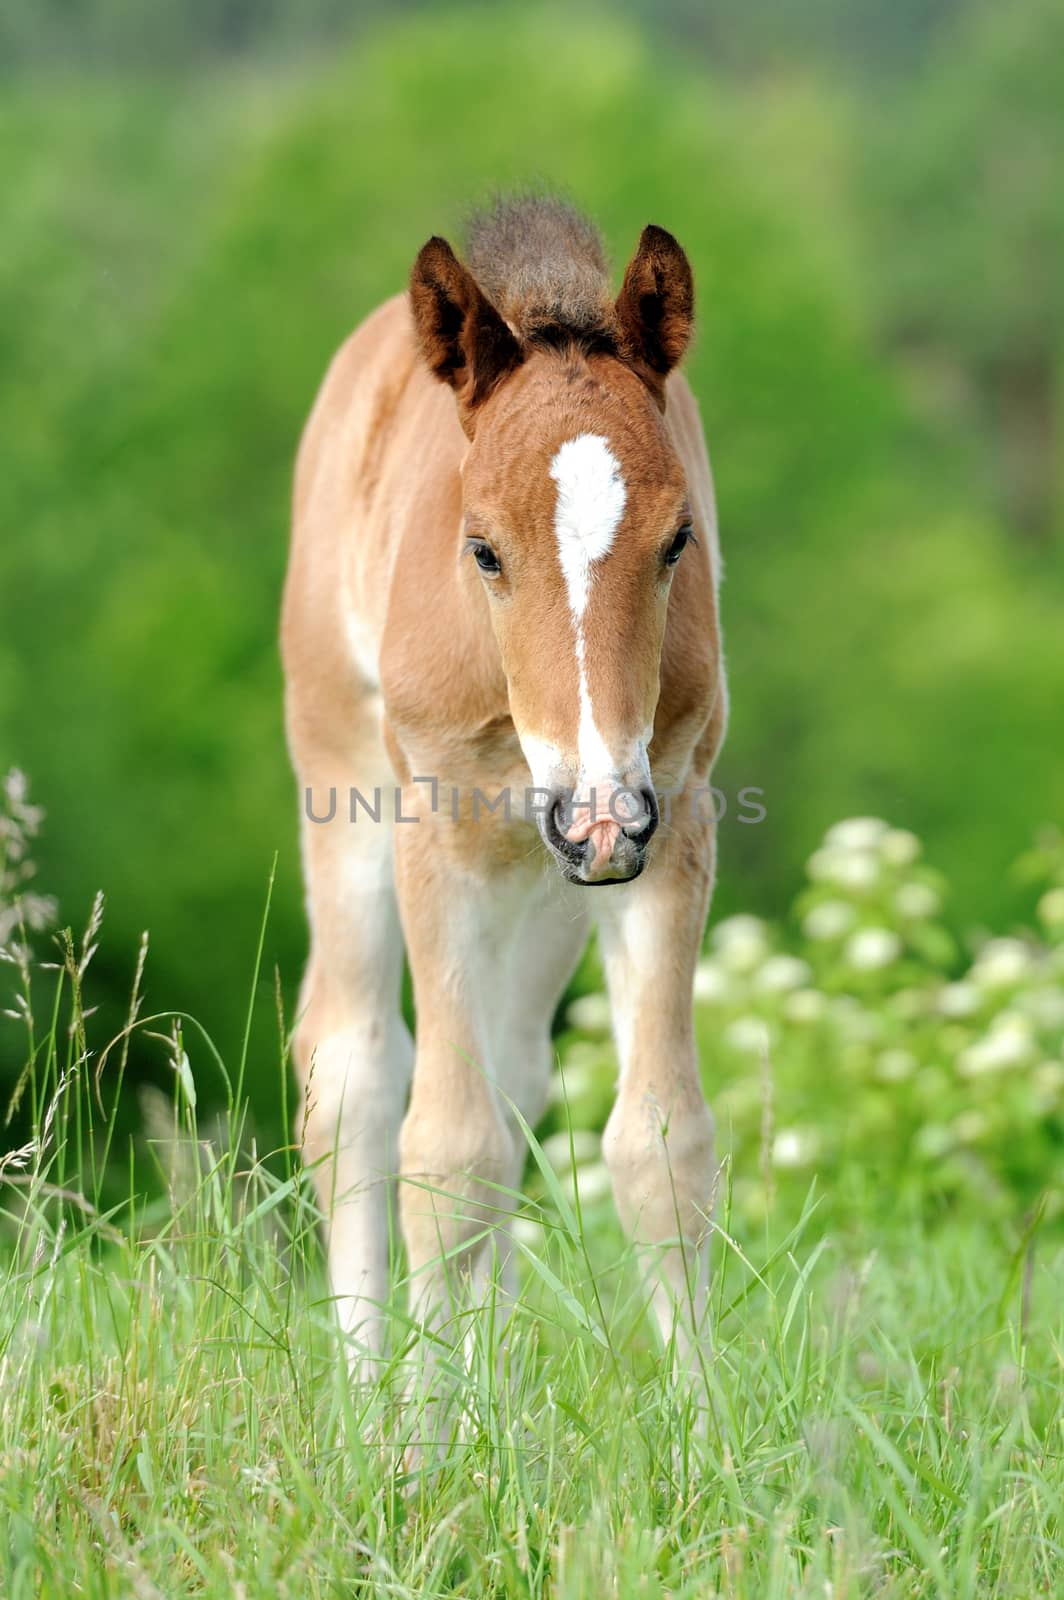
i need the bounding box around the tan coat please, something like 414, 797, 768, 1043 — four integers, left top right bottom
282, 202, 727, 1408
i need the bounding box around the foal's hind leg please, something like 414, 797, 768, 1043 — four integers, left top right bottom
291, 732, 413, 1377
475, 874, 590, 1305
393, 818, 587, 1390
394, 824, 588, 1464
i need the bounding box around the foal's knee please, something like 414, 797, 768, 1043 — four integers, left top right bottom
399, 1091, 514, 1269
603, 1090, 716, 1246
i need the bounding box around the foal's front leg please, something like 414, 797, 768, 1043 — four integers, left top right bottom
392, 818, 516, 1354
597, 806, 719, 1367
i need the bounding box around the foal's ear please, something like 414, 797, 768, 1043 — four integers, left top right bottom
615, 225, 694, 403
410, 236, 523, 429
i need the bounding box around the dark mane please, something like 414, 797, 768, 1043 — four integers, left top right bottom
464, 195, 618, 353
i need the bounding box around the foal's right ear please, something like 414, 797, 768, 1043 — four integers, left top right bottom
410, 237, 524, 431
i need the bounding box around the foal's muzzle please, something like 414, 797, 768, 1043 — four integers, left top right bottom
540, 785, 659, 886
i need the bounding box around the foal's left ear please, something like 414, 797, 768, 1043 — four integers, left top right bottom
410, 236, 524, 432
615, 225, 694, 404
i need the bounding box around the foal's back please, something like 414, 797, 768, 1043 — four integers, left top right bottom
283, 293, 462, 709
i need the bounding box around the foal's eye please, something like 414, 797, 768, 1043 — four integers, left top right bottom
468, 540, 502, 577
664, 524, 695, 567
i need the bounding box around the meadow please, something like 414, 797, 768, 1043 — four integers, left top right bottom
2, 3, 1063, 1594
3, 779, 1062, 1597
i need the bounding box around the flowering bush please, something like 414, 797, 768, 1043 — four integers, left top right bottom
551, 819, 1064, 1229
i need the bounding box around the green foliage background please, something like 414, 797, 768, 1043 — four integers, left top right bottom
2, 1, 1062, 1133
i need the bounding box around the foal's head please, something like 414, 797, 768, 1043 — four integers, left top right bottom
410, 222, 697, 885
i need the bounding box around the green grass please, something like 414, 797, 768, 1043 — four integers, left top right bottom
2, 795, 1063, 1595
3, 1032, 1062, 1597
2, 781, 1063, 1595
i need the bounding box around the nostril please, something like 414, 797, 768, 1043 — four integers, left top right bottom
625, 786, 659, 845
545, 788, 583, 855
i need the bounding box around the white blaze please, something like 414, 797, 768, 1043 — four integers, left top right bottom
549, 434, 626, 782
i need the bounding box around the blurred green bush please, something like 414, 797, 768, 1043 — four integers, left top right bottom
551, 817, 1064, 1230
1, 4, 1061, 1130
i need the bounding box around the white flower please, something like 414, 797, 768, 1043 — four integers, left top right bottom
837, 853, 880, 891
824, 817, 890, 853
711, 914, 769, 973
547, 1061, 600, 1106
724, 1016, 773, 1055
574, 1161, 613, 1205
956, 1015, 1035, 1076
802, 900, 855, 941
557, 1038, 610, 1071
541, 1129, 600, 1171
874, 1049, 917, 1083
512, 1214, 543, 1249
938, 981, 981, 1018
693, 959, 733, 1004
772, 1128, 819, 1169
807, 848, 839, 883
1037, 888, 1064, 931
894, 882, 940, 920
753, 955, 812, 994
566, 992, 612, 1032
783, 988, 827, 1024
809, 848, 880, 891
952, 1110, 989, 1145
992, 1006, 1032, 1034
971, 938, 1031, 990
845, 928, 902, 971
880, 828, 921, 866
